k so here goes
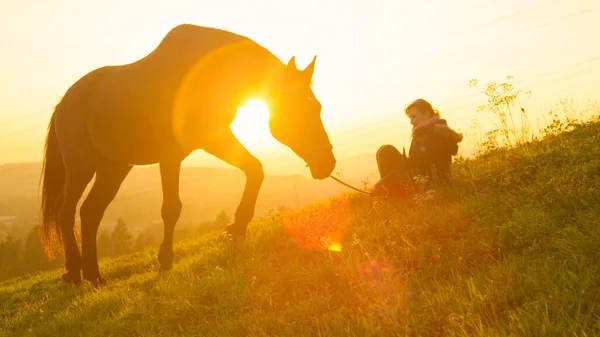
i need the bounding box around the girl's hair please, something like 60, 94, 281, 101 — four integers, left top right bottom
405, 98, 440, 118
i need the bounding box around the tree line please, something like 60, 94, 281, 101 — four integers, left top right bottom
0, 210, 230, 282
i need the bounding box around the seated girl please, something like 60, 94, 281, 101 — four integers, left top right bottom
371, 98, 463, 196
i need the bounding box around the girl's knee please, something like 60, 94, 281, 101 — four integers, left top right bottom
376, 144, 399, 159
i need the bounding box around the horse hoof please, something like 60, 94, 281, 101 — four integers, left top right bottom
61, 271, 82, 285
159, 265, 172, 274
224, 223, 246, 241
158, 258, 173, 273
220, 229, 246, 253
220, 231, 243, 246
83, 274, 107, 287
89, 278, 107, 288
158, 257, 173, 272
157, 244, 173, 268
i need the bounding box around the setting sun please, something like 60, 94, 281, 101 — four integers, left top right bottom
231, 99, 278, 150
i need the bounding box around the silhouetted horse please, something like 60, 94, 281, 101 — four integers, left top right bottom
39, 24, 336, 285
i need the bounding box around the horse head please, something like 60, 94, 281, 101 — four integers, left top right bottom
268, 56, 336, 179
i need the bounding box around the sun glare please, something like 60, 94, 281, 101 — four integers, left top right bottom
230, 99, 277, 150
328, 243, 343, 252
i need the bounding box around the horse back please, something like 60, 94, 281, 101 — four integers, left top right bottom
79, 25, 254, 164
61, 25, 262, 165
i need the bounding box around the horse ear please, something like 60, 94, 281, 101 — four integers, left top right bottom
286, 56, 297, 69
303, 55, 317, 79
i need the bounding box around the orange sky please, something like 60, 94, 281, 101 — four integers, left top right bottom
1, 0, 599, 176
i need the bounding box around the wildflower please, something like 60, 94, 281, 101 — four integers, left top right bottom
412, 175, 429, 186
413, 189, 435, 205
320, 237, 332, 247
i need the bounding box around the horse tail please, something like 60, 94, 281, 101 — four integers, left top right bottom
39, 108, 66, 259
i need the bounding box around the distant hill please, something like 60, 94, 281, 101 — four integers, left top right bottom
332, 152, 380, 184
0, 156, 379, 231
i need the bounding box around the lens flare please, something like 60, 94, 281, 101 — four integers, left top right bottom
328, 243, 343, 252
172, 40, 281, 150
283, 198, 352, 251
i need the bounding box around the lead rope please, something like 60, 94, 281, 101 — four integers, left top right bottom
329, 175, 372, 195
301, 143, 373, 195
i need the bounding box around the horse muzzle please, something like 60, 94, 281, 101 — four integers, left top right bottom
302, 143, 336, 180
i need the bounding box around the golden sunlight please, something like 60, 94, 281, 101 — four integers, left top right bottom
230, 99, 277, 149
328, 243, 343, 252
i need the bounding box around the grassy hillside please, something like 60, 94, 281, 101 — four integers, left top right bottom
1, 110, 600, 336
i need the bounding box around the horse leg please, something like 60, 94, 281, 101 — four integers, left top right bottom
157, 160, 182, 271
204, 131, 264, 242
80, 161, 132, 285
59, 167, 96, 284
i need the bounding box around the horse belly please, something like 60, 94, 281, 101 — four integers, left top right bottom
88, 108, 163, 165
